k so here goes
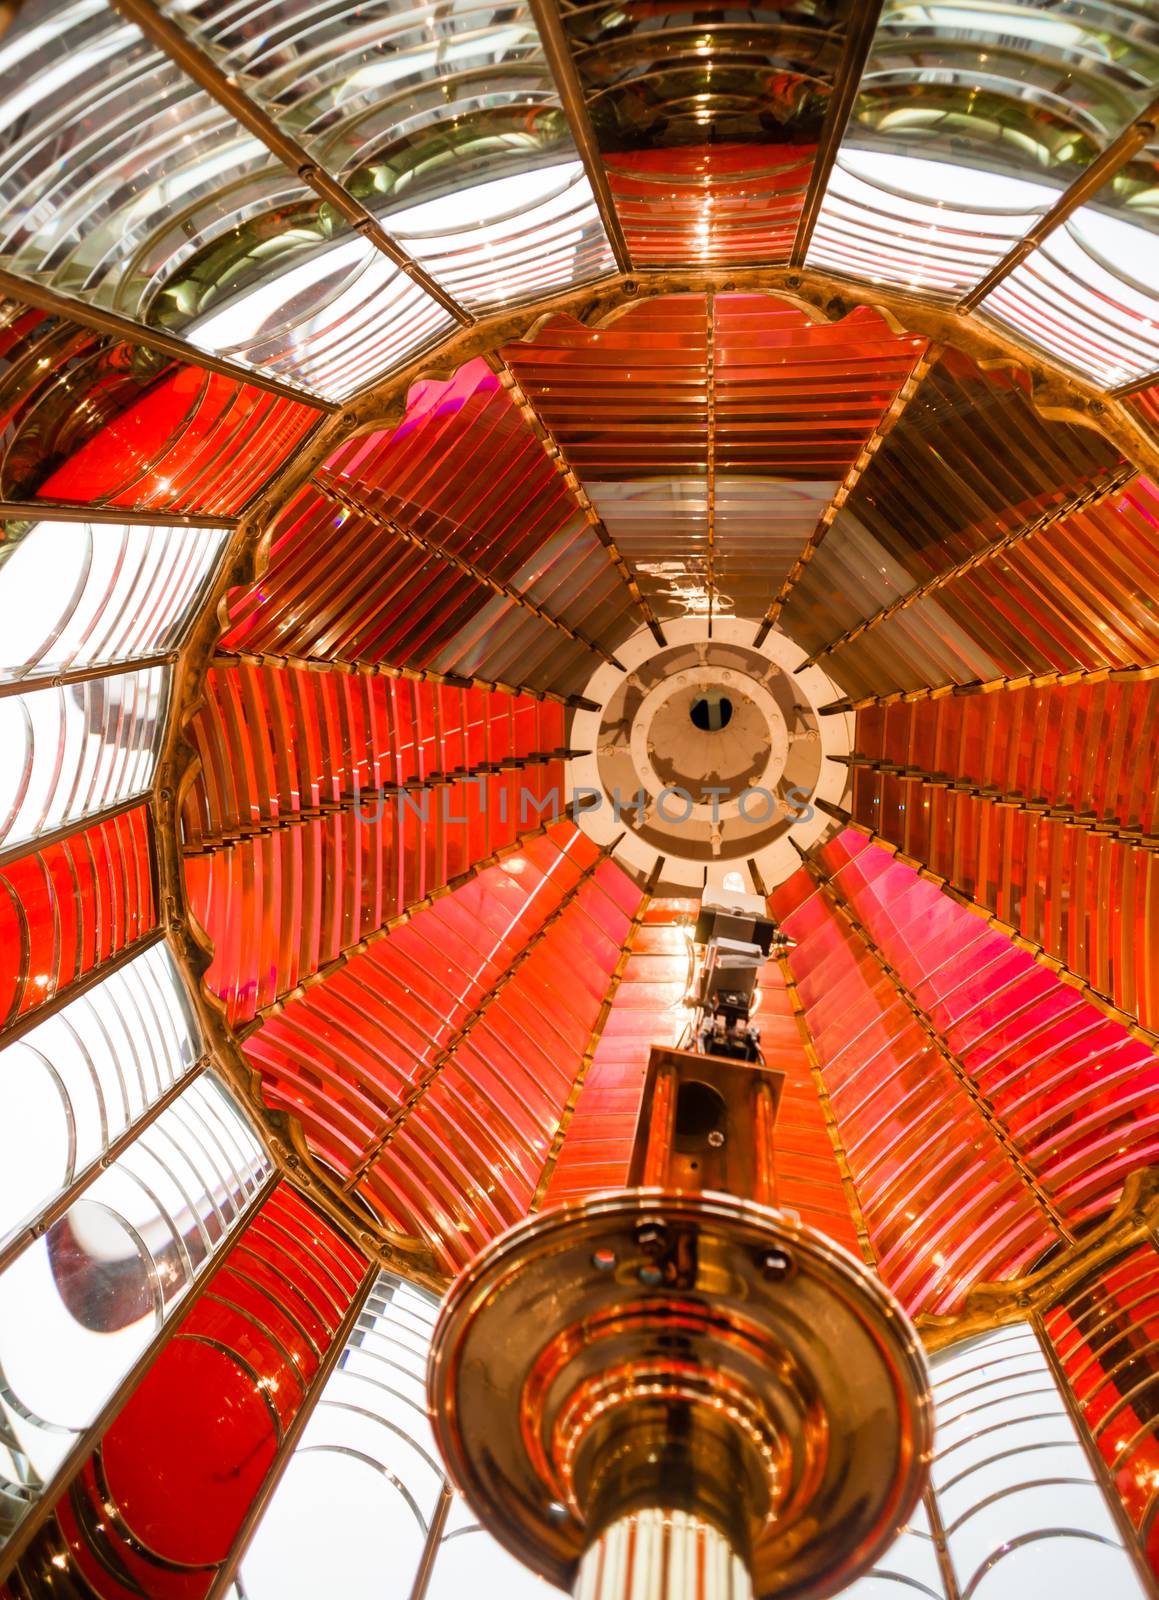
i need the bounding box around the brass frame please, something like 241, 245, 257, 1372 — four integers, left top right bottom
525, 0, 632, 273
0, 266, 329, 409
917, 1166, 1159, 1353
150, 264, 1159, 1294
107, 0, 471, 325
530, 862, 663, 1210
489, 354, 666, 644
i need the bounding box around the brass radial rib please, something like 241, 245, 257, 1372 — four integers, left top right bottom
789, 0, 886, 267
0, 267, 330, 411
817, 660, 1159, 715
242, 822, 557, 1026
530, 861, 662, 1212
775, 949, 877, 1269
754, 342, 941, 645
185, 749, 578, 854
0, 1168, 281, 1586
804, 460, 1138, 665
797, 844, 1076, 1244
816, 799, 1159, 1050
524, 0, 632, 274
0, 1059, 209, 1279
106, 0, 471, 328
1031, 1309, 1159, 1600
489, 355, 666, 646
1113, 369, 1159, 400
316, 475, 625, 667
342, 837, 622, 1187
960, 94, 1159, 312
0, 501, 237, 529
839, 754, 1159, 851
210, 650, 599, 710
0, 793, 153, 873
706, 290, 717, 635
0, 652, 179, 700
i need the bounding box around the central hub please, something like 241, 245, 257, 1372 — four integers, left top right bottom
567, 619, 852, 895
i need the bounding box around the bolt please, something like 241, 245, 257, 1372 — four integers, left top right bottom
636, 1218, 668, 1257
760, 1248, 794, 1283
707, 1130, 725, 1148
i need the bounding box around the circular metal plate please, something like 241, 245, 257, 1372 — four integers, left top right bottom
428, 1190, 932, 1600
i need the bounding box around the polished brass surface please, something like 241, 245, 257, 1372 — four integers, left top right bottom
917, 1165, 1159, 1354
428, 1190, 932, 1600
628, 1047, 785, 1204
525, 0, 632, 273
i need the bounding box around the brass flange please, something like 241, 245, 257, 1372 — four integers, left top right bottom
427, 1188, 933, 1599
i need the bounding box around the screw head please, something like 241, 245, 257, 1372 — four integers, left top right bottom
761, 1247, 794, 1282
707, 1130, 725, 1148
635, 1218, 668, 1257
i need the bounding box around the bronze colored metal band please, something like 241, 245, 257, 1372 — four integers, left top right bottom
490, 354, 666, 645
817, 800, 1159, 1050
960, 94, 1159, 312
838, 754, 1158, 851
0, 501, 237, 528
106, 0, 471, 325
0, 1057, 210, 1278
409, 1482, 456, 1600
1031, 1308, 1159, 1600
917, 1166, 1159, 1354
775, 949, 878, 1268
790, 0, 886, 267
205, 1259, 380, 1600
818, 660, 1159, 715
185, 749, 579, 853
797, 843, 1076, 1243
0, 1170, 281, 1585
0, 650, 179, 700
212, 650, 600, 710
525, 0, 632, 274
0, 266, 331, 410
805, 460, 1137, 662
755, 341, 942, 642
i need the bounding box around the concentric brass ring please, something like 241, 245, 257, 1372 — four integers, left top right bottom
427, 1188, 933, 1599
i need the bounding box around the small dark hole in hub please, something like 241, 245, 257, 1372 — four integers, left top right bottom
690, 692, 733, 732
675, 1080, 726, 1146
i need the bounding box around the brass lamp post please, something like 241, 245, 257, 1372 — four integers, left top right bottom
428, 1043, 933, 1600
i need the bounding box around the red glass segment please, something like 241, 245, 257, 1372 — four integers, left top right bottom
0, 300, 320, 515
245, 823, 641, 1269
851, 678, 1159, 1034
182, 663, 568, 1021
1043, 1242, 1159, 1580
606, 145, 815, 265
772, 834, 1062, 1315
0, 806, 155, 1030
221, 359, 636, 693
505, 293, 922, 618
1, 1183, 366, 1598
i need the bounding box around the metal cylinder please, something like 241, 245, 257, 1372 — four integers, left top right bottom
574, 1509, 753, 1600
